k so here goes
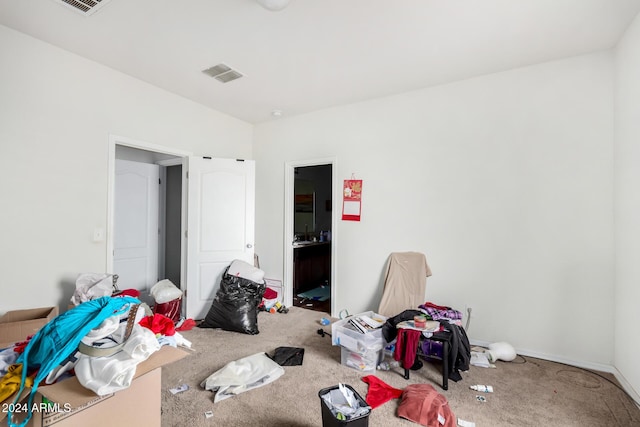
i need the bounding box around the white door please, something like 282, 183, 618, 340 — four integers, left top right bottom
186, 157, 255, 319
114, 159, 160, 293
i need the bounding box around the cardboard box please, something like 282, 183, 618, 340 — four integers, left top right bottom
0, 307, 59, 347
1, 346, 188, 427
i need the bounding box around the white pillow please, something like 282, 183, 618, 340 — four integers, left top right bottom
228, 259, 265, 283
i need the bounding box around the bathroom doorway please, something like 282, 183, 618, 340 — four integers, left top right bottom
284, 159, 336, 316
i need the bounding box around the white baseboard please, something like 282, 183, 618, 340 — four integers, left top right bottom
474, 339, 613, 372
610, 367, 640, 409
469, 339, 640, 408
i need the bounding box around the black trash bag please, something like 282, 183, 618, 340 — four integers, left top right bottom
270, 347, 305, 366
199, 267, 266, 335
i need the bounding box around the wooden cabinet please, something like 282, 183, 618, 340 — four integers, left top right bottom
293, 242, 331, 294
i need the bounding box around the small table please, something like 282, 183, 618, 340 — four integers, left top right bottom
401, 330, 452, 390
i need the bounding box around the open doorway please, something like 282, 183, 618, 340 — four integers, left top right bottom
284, 160, 336, 315
108, 136, 256, 320
107, 136, 189, 307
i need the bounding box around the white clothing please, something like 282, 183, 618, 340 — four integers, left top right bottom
201, 352, 284, 403
75, 325, 160, 395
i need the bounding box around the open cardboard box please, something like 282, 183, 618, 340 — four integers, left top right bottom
1, 346, 188, 427
0, 307, 59, 347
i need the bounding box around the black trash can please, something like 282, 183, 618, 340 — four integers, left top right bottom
318, 384, 371, 427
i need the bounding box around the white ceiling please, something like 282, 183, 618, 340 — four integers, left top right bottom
2, 0, 640, 124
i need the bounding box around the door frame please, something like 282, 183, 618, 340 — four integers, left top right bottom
283, 157, 338, 317
106, 134, 192, 293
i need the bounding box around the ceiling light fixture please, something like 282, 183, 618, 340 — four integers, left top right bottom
271, 110, 283, 117
256, 0, 291, 12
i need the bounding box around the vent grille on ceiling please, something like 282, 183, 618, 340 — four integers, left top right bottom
51, 0, 112, 16
202, 64, 244, 83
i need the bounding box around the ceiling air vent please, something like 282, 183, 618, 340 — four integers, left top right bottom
202, 64, 244, 84
51, 0, 113, 16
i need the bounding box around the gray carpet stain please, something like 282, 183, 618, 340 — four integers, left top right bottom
556, 369, 603, 389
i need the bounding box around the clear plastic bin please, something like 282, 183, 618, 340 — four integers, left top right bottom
331, 311, 386, 354
340, 347, 381, 372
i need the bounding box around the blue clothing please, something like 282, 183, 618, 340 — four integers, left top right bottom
8, 296, 140, 427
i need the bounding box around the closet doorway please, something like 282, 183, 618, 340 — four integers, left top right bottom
107, 136, 256, 319
284, 159, 337, 316
107, 136, 188, 307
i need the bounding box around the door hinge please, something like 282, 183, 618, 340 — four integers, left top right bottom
186, 171, 189, 179
159, 178, 161, 185
185, 230, 188, 238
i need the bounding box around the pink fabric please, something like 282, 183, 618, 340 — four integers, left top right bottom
361, 375, 403, 409
397, 383, 456, 427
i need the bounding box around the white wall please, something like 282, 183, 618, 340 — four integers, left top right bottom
614, 12, 640, 397
0, 25, 253, 315
254, 52, 615, 365
0, 19, 624, 372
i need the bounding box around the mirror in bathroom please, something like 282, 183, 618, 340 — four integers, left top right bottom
294, 179, 315, 237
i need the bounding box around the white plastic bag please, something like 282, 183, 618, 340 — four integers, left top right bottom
71, 273, 114, 306
228, 259, 265, 283
200, 352, 284, 403
150, 279, 183, 304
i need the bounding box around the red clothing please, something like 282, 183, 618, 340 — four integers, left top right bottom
139, 314, 176, 336
263, 288, 278, 299
422, 301, 449, 311
176, 318, 196, 331
113, 289, 141, 298
394, 328, 421, 369
13, 336, 33, 354
361, 375, 403, 409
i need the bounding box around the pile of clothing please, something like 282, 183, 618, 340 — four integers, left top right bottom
360, 375, 457, 427
382, 302, 471, 382
0, 295, 191, 427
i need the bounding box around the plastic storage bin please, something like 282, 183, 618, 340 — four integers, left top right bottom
341, 347, 381, 372
318, 384, 371, 427
331, 311, 386, 354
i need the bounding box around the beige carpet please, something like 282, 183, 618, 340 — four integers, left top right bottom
161, 307, 640, 426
